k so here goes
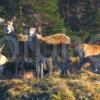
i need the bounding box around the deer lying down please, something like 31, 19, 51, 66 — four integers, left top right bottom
76, 44, 100, 71
0, 44, 8, 77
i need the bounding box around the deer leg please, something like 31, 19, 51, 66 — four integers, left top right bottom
78, 57, 83, 70
40, 63, 44, 78
62, 44, 69, 74
37, 65, 40, 78
52, 46, 57, 67
21, 57, 25, 75
36, 56, 41, 78
36, 40, 41, 78
49, 61, 53, 77
0, 65, 4, 78
77, 47, 84, 71
15, 57, 19, 77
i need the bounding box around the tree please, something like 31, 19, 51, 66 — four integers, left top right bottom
92, 8, 100, 34
0, 0, 19, 19
59, 0, 99, 33
20, 0, 65, 34
0, 0, 66, 34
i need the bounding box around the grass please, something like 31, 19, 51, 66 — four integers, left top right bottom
0, 70, 100, 100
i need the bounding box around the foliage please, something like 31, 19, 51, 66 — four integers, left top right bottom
0, 0, 65, 34
0, 0, 100, 36
59, 0, 99, 34
92, 8, 100, 34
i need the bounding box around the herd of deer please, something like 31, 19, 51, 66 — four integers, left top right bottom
0, 17, 100, 79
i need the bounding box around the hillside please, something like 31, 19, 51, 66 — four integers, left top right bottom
0, 70, 100, 100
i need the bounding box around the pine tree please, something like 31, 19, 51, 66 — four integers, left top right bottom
19, 0, 65, 34
92, 8, 100, 34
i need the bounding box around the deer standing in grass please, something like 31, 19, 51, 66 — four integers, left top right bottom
76, 44, 100, 73
2, 18, 71, 77
17, 27, 70, 77
1, 18, 32, 77
3, 17, 18, 60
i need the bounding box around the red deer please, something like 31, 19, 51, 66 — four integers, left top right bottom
34, 32, 70, 77
16, 27, 70, 77
2, 18, 17, 59
2, 21, 70, 78
76, 44, 100, 72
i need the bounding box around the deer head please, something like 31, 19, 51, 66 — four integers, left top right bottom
29, 27, 36, 36
3, 19, 14, 34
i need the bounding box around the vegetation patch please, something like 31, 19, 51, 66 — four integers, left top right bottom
0, 70, 100, 100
